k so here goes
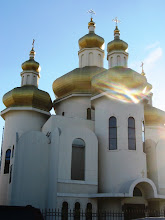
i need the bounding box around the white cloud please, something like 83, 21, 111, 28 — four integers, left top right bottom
145, 41, 160, 51
129, 46, 163, 74
144, 47, 163, 72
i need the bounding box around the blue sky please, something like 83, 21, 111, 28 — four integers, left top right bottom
0, 0, 165, 143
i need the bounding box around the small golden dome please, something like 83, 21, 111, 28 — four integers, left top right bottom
79, 33, 104, 50
78, 18, 104, 50
107, 39, 128, 53
144, 104, 165, 125
21, 48, 40, 73
3, 85, 52, 112
53, 66, 106, 99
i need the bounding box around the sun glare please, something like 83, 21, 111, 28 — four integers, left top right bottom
94, 80, 151, 104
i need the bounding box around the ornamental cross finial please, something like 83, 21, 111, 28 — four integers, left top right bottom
87, 9, 96, 18
112, 17, 121, 27
32, 39, 35, 49
141, 62, 144, 72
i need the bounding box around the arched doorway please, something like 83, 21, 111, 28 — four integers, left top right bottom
123, 179, 158, 219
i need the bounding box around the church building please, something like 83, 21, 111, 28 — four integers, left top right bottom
1, 17, 165, 212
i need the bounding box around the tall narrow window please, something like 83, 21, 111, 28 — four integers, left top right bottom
4, 149, 11, 174
74, 202, 80, 220
98, 54, 101, 67
26, 75, 30, 84
62, 202, 68, 220
128, 117, 136, 150
81, 54, 84, 67
124, 57, 127, 67
110, 57, 113, 68
117, 55, 121, 66
142, 121, 145, 152
109, 117, 117, 150
87, 108, 91, 120
71, 139, 85, 180
86, 203, 92, 220
89, 52, 93, 66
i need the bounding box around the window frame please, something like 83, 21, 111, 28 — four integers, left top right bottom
109, 116, 117, 150
4, 149, 11, 174
128, 117, 136, 150
71, 138, 85, 181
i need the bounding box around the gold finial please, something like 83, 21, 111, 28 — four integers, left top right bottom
87, 9, 96, 19
112, 17, 121, 27
141, 62, 146, 76
32, 39, 35, 50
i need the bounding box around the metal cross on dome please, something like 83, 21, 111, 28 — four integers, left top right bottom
141, 62, 144, 72
87, 9, 96, 18
112, 17, 121, 27
32, 39, 35, 49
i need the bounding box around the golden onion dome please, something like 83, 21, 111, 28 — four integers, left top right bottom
107, 26, 128, 53
78, 18, 104, 50
92, 66, 152, 101
3, 85, 52, 112
53, 66, 106, 99
21, 48, 40, 72
144, 104, 165, 125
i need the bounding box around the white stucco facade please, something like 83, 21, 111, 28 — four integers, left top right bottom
1, 19, 165, 213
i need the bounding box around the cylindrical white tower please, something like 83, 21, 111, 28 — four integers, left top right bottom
107, 26, 128, 68
0, 45, 52, 205
78, 18, 105, 68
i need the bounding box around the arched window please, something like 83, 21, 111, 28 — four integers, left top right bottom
109, 117, 117, 150
86, 203, 92, 220
4, 149, 11, 174
62, 202, 68, 220
87, 108, 91, 120
124, 57, 127, 67
89, 52, 93, 66
133, 187, 142, 197
62, 112, 65, 116
128, 117, 136, 150
98, 54, 101, 67
71, 139, 85, 180
26, 75, 30, 84
110, 57, 113, 68
81, 54, 84, 67
117, 55, 121, 66
74, 202, 80, 220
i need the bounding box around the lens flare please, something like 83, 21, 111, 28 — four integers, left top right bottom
94, 80, 151, 104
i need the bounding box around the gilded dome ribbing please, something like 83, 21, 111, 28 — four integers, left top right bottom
53, 66, 106, 99
3, 85, 52, 112
92, 67, 152, 97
